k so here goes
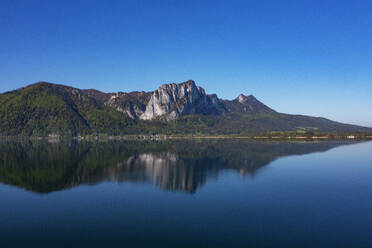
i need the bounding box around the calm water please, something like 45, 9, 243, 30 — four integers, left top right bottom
0, 139, 372, 248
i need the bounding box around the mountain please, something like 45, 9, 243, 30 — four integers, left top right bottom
0, 80, 370, 136
140, 80, 225, 120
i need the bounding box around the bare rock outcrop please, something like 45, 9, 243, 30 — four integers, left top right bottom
104, 91, 151, 119
140, 80, 225, 120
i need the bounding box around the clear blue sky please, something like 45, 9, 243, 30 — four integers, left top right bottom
0, 0, 371, 127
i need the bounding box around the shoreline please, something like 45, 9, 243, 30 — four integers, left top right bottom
1, 134, 372, 141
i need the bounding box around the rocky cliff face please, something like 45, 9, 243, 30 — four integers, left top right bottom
139, 80, 225, 120
104, 91, 151, 119
101, 80, 272, 120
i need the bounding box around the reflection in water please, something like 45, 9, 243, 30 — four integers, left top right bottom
0, 139, 356, 194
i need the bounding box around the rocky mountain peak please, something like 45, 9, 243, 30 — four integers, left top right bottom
179, 79, 196, 86
158, 80, 202, 96
236, 94, 257, 104
140, 80, 224, 120
232, 93, 275, 114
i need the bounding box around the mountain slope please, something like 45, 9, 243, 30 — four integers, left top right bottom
0, 82, 133, 135
0, 80, 370, 135
105, 91, 152, 119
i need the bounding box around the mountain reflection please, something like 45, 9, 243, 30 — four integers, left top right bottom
0, 139, 355, 194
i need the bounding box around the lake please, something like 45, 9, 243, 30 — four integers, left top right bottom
1, 139, 372, 247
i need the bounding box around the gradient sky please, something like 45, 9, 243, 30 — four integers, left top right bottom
0, 0, 371, 126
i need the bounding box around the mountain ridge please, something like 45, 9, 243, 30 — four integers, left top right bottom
0, 80, 370, 136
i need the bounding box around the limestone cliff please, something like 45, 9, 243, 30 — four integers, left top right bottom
139, 80, 225, 120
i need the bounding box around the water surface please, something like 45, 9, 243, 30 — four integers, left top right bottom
1, 140, 372, 247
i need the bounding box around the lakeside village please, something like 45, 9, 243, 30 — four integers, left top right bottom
0, 131, 368, 141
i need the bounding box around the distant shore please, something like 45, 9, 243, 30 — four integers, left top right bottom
1, 134, 372, 142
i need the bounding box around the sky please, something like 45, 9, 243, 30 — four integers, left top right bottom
0, 0, 371, 127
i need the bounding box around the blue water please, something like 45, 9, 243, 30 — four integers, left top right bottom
0, 140, 371, 247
